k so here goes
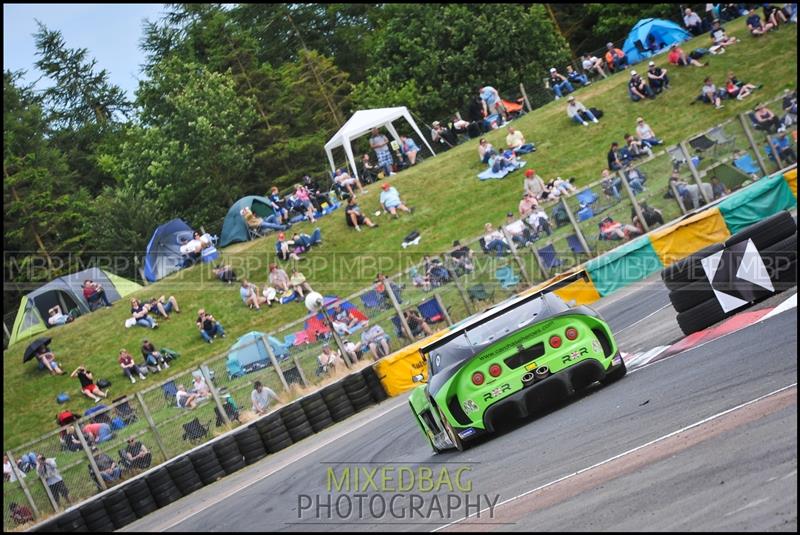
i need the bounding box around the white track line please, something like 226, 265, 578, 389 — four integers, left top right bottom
760, 292, 797, 323
612, 303, 672, 336
432, 382, 798, 532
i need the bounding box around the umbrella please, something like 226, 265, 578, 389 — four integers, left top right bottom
23, 337, 52, 363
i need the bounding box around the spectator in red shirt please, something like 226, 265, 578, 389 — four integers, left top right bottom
119, 349, 147, 384
82, 280, 112, 309
667, 44, 706, 68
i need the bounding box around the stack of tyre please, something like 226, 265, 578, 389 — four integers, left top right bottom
663, 211, 797, 335
30, 364, 390, 532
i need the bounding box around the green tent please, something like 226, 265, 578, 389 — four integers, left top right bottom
8, 267, 142, 347
219, 195, 276, 247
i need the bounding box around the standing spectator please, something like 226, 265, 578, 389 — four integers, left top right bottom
82, 280, 112, 309
196, 309, 225, 344
628, 70, 655, 101
71, 365, 108, 402
565, 65, 591, 87
317, 345, 342, 375
710, 19, 738, 47
360, 320, 391, 360
240, 279, 267, 310
478, 138, 497, 164
35, 345, 64, 376
141, 339, 169, 371
581, 54, 607, 79
700, 77, 725, 109
121, 436, 152, 470
566, 96, 598, 126
604, 42, 628, 72
344, 197, 378, 232
119, 349, 147, 384
479, 85, 507, 123
370, 127, 395, 177
635, 117, 663, 148
646, 61, 670, 94
268, 264, 291, 293
684, 7, 705, 35
725, 71, 758, 101
753, 104, 782, 133
746, 8, 775, 36
483, 223, 511, 257
289, 268, 313, 299
548, 67, 574, 100
399, 135, 420, 166
36, 455, 70, 506
505, 126, 535, 154
668, 44, 706, 67
251, 381, 279, 415
379, 183, 413, 218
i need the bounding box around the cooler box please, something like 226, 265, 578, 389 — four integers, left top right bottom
201, 246, 220, 263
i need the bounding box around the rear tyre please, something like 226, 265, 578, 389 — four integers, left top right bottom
601, 359, 627, 384
437, 406, 464, 452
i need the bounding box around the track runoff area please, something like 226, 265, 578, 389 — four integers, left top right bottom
122, 275, 798, 532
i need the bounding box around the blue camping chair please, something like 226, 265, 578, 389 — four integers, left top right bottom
495, 265, 521, 289
360, 289, 385, 311
390, 315, 407, 340
417, 298, 445, 324
733, 154, 760, 175
576, 205, 594, 222
283, 333, 296, 348
566, 234, 589, 255
575, 189, 599, 208
537, 244, 564, 270
162, 380, 178, 403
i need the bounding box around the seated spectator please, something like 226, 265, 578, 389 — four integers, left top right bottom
625, 133, 653, 159
399, 135, 420, 166
121, 436, 152, 470
431, 120, 458, 147
380, 183, 413, 219
342, 339, 363, 363
48, 305, 74, 326
344, 197, 378, 232
504, 212, 534, 247
191, 374, 210, 397
607, 142, 627, 171
335, 168, 366, 198
505, 126, 535, 154
646, 61, 670, 94
746, 8, 775, 36
289, 268, 313, 299
725, 71, 758, 101
628, 70, 655, 101
36, 345, 64, 375
754, 104, 782, 133
251, 381, 278, 415
604, 42, 629, 72
581, 54, 607, 79
119, 349, 147, 384
683, 7, 705, 35
565, 65, 590, 87
631, 202, 664, 233
179, 231, 213, 263
566, 95, 598, 126
91, 446, 121, 483
668, 44, 706, 67
317, 345, 342, 375
82, 279, 112, 309
241, 206, 288, 233
360, 154, 381, 184
404, 309, 433, 337
646, 34, 666, 54
423, 256, 451, 287
623, 165, 647, 194
290, 184, 318, 223
762, 4, 787, 28
489, 151, 519, 174
635, 117, 663, 148
259, 284, 278, 307
518, 191, 539, 219
601, 169, 623, 201
700, 77, 726, 109
451, 115, 471, 139
360, 320, 391, 360
773, 129, 797, 164
478, 138, 497, 164
525, 206, 553, 240
332, 303, 361, 333
268, 264, 291, 293
375, 273, 402, 305
548, 67, 574, 99
240, 279, 267, 310
267, 186, 291, 225
710, 19, 738, 47
483, 223, 511, 257
146, 295, 180, 319
71, 365, 108, 403
553, 176, 578, 196
212, 263, 237, 284
176, 384, 199, 409
130, 297, 157, 329
141, 339, 170, 371
9, 502, 35, 526
449, 240, 475, 274
196, 309, 225, 344
61, 426, 82, 452
82, 422, 113, 444
669, 171, 714, 209
599, 217, 642, 241
523, 169, 547, 199
710, 177, 730, 200
275, 232, 300, 262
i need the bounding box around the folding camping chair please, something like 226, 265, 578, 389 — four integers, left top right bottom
733, 153, 760, 176
182, 417, 211, 443
537, 244, 564, 270
112, 396, 138, 426
567, 234, 589, 256
390, 315, 408, 340
633, 40, 652, 60
162, 380, 178, 403
360, 289, 385, 311
247, 224, 269, 241
688, 133, 716, 153
576, 204, 594, 222
468, 283, 495, 304
706, 126, 736, 156
575, 188, 599, 208
214, 394, 240, 427
417, 297, 445, 324
494, 265, 521, 289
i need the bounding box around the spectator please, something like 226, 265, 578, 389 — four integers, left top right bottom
360, 320, 391, 360
646, 34, 666, 54
344, 197, 378, 232
176, 384, 199, 409
379, 183, 413, 219
523, 169, 547, 199
130, 297, 157, 329
404, 309, 433, 337
581, 54, 607, 79
4, 455, 17, 482
370, 127, 395, 177
375, 273, 403, 305
548, 67, 575, 100
565, 65, 591, 87
9, 502, 35, 526
36, 455, 70, 506
525, 206, 552, 239
91, 446, 121, 483
684, 7, 705, 35
604, 42, 629, 72
292, 229, 323, 252
141, 339, 170, 371
196, 309, 225, 344
301, 175, 330, 211
62, 425, 82, 451
566, 95, 598, 126
607, 142, 626, 171
631, 202, 664, 233
601, 169, 623, 201
334, 168, 367, 198
710, 19, 738, 47
668, 44, 706, 68
710, 177, 730, 200
82, 422, 113, 444
179, 231, 212, 266
261, 284, 279, 307
332, 303, 361, 333
746, 8, 775, 36
431, 121, 457, 147
754, 104, 782, 133
623, 165, 647, 194
275, 231, 301, 262
478, 138, 497, 164
700, 77, 726, 109
267, 186, 291, 225
317, 345, 342, 375
71, 365, 108, 403
119, 349, 147, 384
251, 381, 279, 415
146, 295, 180, 320
483, 222, 511, 257
669, 171, 714, 209
451, 115, 471, 140
505, 126, 535, 154
518, 191, 539, 219
191, 373, 210, 397
763, 3, 788, 27
399, 135, 420, 166
291, 183, 319, 223
449, 240, 475, 275
504, 212, 535, 247
241, 206, 288, 233
635, 117, 663, 148
478, 85, 508, 124
625, 133, 653, 159
268, 264, 291, 293
48, 305, 74, 326
240, 279, 267, 310
725, 71, 758, 101
599, 217, 642, 241
82, 279, 112, 309
289, 268, 313, 299
360, 154, 380, 184
773, 129, 797, 164
489, 149, 521, 174
121, 436, 152, 470
342, 339, 363, 363
646, 61, 670, 94
628, 70, 655, 101
553, 176, 578, 196
35, 345, 64, 375
212, 263, 237, 284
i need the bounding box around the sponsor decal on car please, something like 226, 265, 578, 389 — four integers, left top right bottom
462, 399, 480, 415
561, 346, 588, 364
592, 339, 602, 354
524, 361, 538, 371
457, 428, 477, 439
482, 383, 511, 401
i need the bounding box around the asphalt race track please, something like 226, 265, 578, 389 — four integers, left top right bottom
123, 275, 798, 532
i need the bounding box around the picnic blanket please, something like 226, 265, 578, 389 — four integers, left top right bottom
478, 160, 526, 181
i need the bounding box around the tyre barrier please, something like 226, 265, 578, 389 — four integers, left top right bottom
343, 373, 375, 412
360, 365, 389, 403
145, 467, 184, 508
167, 455, 205, 495
189, 445, 227, 485
300, 392, 335, 433
55, 509, 86, 532
280, 403, 315, 442
102, 489, 138, 530
212, 436, 247, 475
78, 499, 114, 532
124, 478, 158, 518
664, 211, 797, 335
254, 412, 294, 453
234, 426, 268, 465
321, 382, 356, 422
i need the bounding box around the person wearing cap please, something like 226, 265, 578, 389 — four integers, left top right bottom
668, 44, 706, 68
604, 42, 628, 73
565, 95, 598, 126
379, 183, 413, 219
523, 168, 547, 199
344, 196, 378, 232
710, 19, 738, 47
548, 67, 574, 100
251, 381, 279, 415
565, 65, 590, 88
646, 61, 670, 94
240, 279, 267, 310
581, 54, 607, 79
268, 263, 291, 292
635, 117, 662, 148
628, 70, 654, 102
241, 205, 288, 234
683, 7, 704, 35
503, 212, 535, 247
370, 127, 395, 177
505, 126, 535, 154
275, 231, 301, 262
772, 128, 797, 164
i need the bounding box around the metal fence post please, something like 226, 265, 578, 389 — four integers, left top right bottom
384, 279, 414, 340
36, 468, 60, 512
618, 170, 650, 232
433, 293, 454, 326
76, 425, 108, 492
260, 334, 290, 391
765, 135, 785, 169
560, 197, 591, 254
738, 113, 769, 176
6, 451, 41, 519
679, 141, 712, 204
500, 226, 532, 287
203, 365, 231, 428
135, 392, 169, 461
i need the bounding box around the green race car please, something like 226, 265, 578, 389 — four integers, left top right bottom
409, 272, 626, 452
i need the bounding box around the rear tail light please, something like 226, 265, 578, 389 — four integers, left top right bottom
549, 335, 562, 349
565, 327, 578, 340
488, 364, 502, 377
471, 372, 485, 386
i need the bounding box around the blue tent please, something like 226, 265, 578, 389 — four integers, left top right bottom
227, 331, 272, 378
143, 219, 195, 283
623, 18, 691, 65
219, 195, 275, 247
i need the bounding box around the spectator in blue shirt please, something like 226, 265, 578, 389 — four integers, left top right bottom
379, 183, 413, 219
400, 135, 420, 166
746, 8, 774, 35
773, 129, 797, 164
565, 65, 590, 87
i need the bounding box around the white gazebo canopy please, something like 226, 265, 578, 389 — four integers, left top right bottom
324, 106, 436, 180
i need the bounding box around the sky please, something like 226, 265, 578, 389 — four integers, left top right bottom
3, 3, 167, 98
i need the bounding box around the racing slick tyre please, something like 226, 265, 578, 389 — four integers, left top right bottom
321, 381, 347, 402
235, 427, 268, 464
279, 404, 309, 429
675, 296, 730, 336
342, 373, 369, 395
600, 359, 627, 385
661, 242, 725, 291
724, 211, 796, 251
349, 390, 374, 412
361, 366, 388, 402
437, 405, 464, 452
56, 509, 87, 532
285, 420, 315, 442
668, 278, 716, 313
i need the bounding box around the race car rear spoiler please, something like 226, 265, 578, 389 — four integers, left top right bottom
420, 269, 591, 355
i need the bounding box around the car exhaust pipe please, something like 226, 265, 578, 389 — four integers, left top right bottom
521, 372, 536, 386
534, 366, 550, 381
